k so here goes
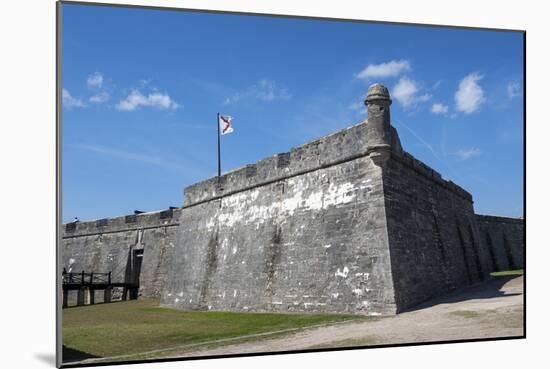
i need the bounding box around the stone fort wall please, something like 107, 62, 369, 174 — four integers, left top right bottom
161, 123, 398, 315
61, 209, 181, 301
160, 125, 490, 314
383, 152, 489, 312
476, 214, 524, 272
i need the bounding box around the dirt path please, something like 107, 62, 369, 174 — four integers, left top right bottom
172, 276, 524, 357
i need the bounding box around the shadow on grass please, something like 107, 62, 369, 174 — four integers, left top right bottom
63, 345, 101, 363
403, 274, 522, 313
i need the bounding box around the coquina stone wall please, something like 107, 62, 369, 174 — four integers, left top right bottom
476, 214, 524, 272
61, 209, 181, 300
383, 152, 490, 311
161, 122, 398, 315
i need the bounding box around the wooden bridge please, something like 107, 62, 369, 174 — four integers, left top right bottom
62, 270, 139, 308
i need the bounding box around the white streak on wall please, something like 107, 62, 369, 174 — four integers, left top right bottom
335, 266, 350, 278
206, 178, 374, 229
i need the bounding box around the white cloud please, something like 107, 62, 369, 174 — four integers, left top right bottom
454, 147, 481, 160
116, 89, 179, 111
62, 88, 85, 108
455, 73, 485, 114
89, 91, 110, 103
507, 82, 521, 99
356, 60, 410, 80
417, 93, 432, 102
224, 79, 291, 105
87, 72, 104, 89
392, 77, 431, 108
431, 103, 449, 114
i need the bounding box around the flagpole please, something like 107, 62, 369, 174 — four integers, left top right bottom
217, 112, 221, 178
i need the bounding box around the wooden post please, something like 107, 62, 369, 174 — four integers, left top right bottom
130, 287, 138, 300
90, 272, 94, 284
89, 289, 95, 305
77, 287, 85, 306
81, 270, 85, 285
104, 287, 112, 304
62, 289, 68, 308
84, 288, 91, 305
108, 271, 111, 285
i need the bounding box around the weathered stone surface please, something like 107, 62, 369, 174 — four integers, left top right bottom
163, 155, 396, 315
383, 153, 489, 311
476, 214, 524, 271
61, 209, 181, 301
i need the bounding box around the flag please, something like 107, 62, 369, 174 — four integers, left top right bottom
219, 114, 234, 135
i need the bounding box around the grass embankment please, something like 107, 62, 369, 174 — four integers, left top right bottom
63, 299, 362, 360
490, 269, 524, 277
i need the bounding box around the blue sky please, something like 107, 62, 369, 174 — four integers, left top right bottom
61, 3, 524, 222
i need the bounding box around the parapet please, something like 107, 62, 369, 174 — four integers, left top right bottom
62, 208, 182, 238
394, 151, 473, 202
183, 121, 371, 206
475, 214, 524, 224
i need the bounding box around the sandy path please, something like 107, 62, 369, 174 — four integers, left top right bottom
174, 276, 524, 357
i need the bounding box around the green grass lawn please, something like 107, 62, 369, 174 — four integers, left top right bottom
63, 299, 363, 360
490, 269, 524, 277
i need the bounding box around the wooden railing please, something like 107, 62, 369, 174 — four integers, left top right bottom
62, 271, 111, 285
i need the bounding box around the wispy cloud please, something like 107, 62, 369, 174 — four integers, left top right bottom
73, 144, 188, 170
455, 72, 485, 114
224, 79, 291, 105
348, 100, 367, 115
454, 147, 481, 160
62, 88, 85, 108
431, 103, 449, 114
396, 121, 442, 162
87, 72, 104, 89
89, 91, 110, 104
507, 81, 521, 99
116, 89, 180, 111
392, 77, 431, 108
356, 60, 410, 80
394, 119, 462, 182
